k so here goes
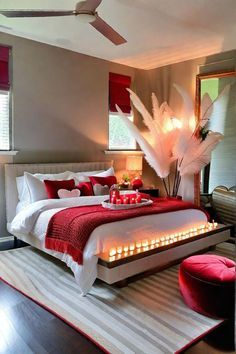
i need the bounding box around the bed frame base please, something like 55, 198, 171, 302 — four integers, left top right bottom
97, 226, 231, 285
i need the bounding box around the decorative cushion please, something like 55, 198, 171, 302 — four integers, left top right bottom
93, 184, 110, 196
89, 176, 117, 195
77, 182, 94, 196
179, 255, 235, 318
23, 171, 72, 203
58, 189, 81, 199
44, 179, 75, 199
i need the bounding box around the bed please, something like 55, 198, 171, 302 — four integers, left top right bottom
5, 162, 231, 295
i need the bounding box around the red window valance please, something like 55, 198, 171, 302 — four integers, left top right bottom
109, 72, 131, 114
0, 46, 10, 91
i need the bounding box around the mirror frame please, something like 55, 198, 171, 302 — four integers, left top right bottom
194, 70, 236, 205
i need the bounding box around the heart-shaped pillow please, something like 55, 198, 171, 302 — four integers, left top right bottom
58, 189, 81, 199
93, 184, 110, 196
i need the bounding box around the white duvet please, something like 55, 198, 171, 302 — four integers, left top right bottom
10, 196, 207, 295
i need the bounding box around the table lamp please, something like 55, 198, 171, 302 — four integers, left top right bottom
126, 155, 143, 189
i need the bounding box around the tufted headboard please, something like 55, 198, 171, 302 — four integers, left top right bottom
5, 161, 113, 224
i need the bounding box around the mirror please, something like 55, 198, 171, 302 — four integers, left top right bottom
195, 71, 236, 205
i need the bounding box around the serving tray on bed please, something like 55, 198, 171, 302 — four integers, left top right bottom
102, 198, 153, 210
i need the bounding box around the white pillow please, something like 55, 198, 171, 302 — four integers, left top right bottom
23, 171, 72, 203
16, 175, 27, 202
71, 167, 115, 184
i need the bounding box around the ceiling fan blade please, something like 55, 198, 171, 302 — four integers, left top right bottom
0, 10, 75, 18
78, 0, 102, 12
90, 15, 127, 45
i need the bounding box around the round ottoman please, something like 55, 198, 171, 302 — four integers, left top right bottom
179, 255, 235, 318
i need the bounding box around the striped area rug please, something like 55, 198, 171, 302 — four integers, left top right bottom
0, 242, 234, 354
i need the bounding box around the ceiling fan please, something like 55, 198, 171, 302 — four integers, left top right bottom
0, 0, 127, 45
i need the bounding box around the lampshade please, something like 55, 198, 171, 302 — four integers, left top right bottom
126, 156, 143, 171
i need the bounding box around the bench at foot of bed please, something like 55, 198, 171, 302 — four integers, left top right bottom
97, 224, 232, 285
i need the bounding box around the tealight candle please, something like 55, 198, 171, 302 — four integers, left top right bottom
116, 198, 122, 205
136, 194, 142, 203
129, 243, 135, 251
117, 246, 123, 254
136, 240, 142, 248
142, 239, 149, 247
150, 239, 156, 245
109, 248, 116, 257
109, 256, 115, 262
123, 245, 129, 252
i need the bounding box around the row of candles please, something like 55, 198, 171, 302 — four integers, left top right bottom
108, 221, 218, 260
110, 187, 142, 205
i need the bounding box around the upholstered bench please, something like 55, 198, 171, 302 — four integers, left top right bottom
179, 255, 235, 318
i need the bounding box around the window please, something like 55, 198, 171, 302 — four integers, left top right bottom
0, 45, 11, 151
109, 112, 136, 150
0, 90, 10, 150
108, 72, 136, 150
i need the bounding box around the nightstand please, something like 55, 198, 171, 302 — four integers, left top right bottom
139, 188, 159, 197
119, 187, 159, 197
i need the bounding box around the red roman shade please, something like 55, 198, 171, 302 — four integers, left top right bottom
0, 46, 10, 91
109, 72, 131, 114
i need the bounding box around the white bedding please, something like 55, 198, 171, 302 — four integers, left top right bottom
10, 196, 207, 295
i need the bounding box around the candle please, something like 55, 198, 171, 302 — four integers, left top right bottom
116, 198, 122, 205
111, 197, 116, 204
109, 248, 116, 257
136, 240, 142, 248
109, 256, 115, 262
150, 239, 156, 245
129, 243, 135, 251
130, 197, 136, 204
123, 245, 129, 252
142, 239, 149, 247
117, 246, 123, 254
123, 197, 129, 204
136, 194, 142, 203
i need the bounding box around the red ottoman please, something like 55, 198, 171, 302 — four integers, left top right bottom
179, 255, 235, 318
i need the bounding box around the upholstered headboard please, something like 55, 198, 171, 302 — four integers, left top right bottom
5, 161, 113, 224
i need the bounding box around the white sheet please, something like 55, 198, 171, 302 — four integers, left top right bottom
10, 196, 207, 295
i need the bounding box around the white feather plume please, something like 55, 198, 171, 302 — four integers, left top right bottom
116, 105, 171, 178
178, 131, 223, 176
200, 93, 213, 128
173, 83, 194, 123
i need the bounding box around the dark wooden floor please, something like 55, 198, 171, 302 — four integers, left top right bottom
0, 238, 235, 354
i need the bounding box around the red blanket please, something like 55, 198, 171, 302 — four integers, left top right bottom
45, 198, 207, 264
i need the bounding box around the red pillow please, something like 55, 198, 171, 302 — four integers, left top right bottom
44, 179, 75, 199
77, 182, 94, 196
89, 175, 117, 188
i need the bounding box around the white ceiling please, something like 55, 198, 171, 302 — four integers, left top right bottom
0, 0, 236, 70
